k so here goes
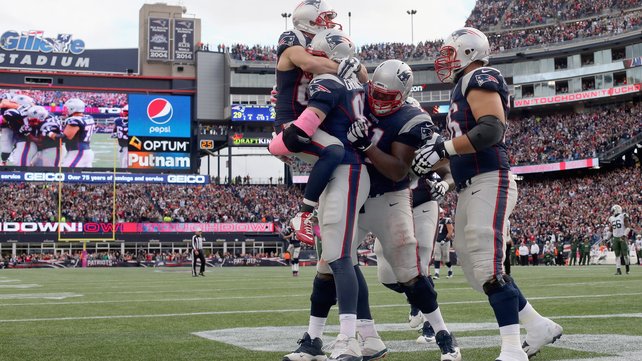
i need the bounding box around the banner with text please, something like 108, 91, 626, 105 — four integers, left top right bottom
173, 19, 194, 62
0, 222, 274, 234
147, 18, 170, 61
0, 171, 208, 184
511, 158, 599, 174
514, 84, 642, 108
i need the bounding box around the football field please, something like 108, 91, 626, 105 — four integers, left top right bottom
0, 265, 641, 360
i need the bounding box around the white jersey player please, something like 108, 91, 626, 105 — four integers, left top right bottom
1, 94, 35, 166
53, 98, 95, 168
25, 106, 63, 167
608, 204, 630, 275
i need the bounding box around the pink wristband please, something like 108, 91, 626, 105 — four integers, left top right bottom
292, 108, 322, 136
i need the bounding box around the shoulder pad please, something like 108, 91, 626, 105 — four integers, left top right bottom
277, 29, 309, 56
460, 67, 506, 97
308, 75, 344, 97
399, 110, 434, 134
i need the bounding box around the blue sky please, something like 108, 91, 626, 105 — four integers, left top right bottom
1, 0, 476, 49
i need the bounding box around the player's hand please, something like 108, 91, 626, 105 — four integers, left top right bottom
337, 57, 362, 79
282, 124, 311, 153
412, 133, 447, 175
429, 180, 449, 201
194, 250, 199, 256
18, 124, 32, 136
270, 85, 278, 106
347, 118, 371, 152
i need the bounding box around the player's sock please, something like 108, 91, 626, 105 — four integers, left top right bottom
329, 257, 359, 319
423, 307, 447, 333
354, 265, 372, 320
357, 319, 380, 339
402, 276, 444, 331
499, 324, 522, 353
308, 274, 337, 339
486, 279, 520, 331
308, 316, 327, 340
339, 314, 357, 338
303, 144, 343, 204
300, 201, 316, 214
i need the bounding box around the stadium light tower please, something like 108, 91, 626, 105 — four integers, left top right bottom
406, 9, 417, 44
281, 13, 292, 31
348, 12, 352, 36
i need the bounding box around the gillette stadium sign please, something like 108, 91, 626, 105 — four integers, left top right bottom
0, 29, 138, 73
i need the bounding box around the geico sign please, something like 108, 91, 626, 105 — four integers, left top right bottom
167, 175, 206, 184
24, 172, 65, 181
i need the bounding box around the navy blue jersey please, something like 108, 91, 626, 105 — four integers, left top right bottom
437, 217, 453, 242
2, 109, 27, 142
37, 116, 62, 150
307, 74, 366, 165
446, 67, 510, 185
112, 117, 129, 147
64, 115, 95, 151
363, 97, 437, 196
275, 29, 314, 126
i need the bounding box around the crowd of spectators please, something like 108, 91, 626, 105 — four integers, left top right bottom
0, 183, 303, 224
506, 102, 642, 165
465, 0, 513, 30
502, 0, 565, 28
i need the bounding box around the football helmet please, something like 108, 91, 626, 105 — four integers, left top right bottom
292, 0, 341, 35
121, 104, 128, 118
611, 204, 622, 216
435, 27, 490, 83
308, 29, 355, 62
25, 106, 49, 126
368, 59, 413, 116
63, 98, 85, 115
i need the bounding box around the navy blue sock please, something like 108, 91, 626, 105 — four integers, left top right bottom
310, 274, 337, 318
410, 305, 420, 316
434, 261, 441, 270
329, 256, 358, 315
487, 281, 520, 327
511, 277, 528, 310
403, 276, 439, 314
303, 144, 343, 203
354, 265, 372, 320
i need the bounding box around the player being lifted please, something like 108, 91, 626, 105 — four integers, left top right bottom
412, 27, 562, 361
24, 106, 63, 167
608, 204, 631, 275
350, 59, 460, 360
50, 98, 95, 168
112, 105, 129, 168
0, 94, 35, 166
269, 0, 367, 245
278, 29, 382, 361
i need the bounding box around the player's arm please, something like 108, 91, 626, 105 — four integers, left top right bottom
284, 46, 339, 74
357, 66, 368, 83
364, 141, 415, 182
444, 88, 506, 155
433, 163, 455, 192
446, 222, 454, 240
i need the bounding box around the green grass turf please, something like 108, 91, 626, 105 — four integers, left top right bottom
0, 265, 641, 360
91, 133, 120, 168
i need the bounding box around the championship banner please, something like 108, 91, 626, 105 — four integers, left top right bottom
147, 18, 170, 61
513, 84, 642, 108
511, 158, 599, 174
0, 171, 208, 184
173, 18, 194, 62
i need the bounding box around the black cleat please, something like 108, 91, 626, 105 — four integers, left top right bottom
283, 332, 327, 361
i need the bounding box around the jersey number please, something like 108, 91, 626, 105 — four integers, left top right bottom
446, 103, 463, 138
83, 124, 95, 143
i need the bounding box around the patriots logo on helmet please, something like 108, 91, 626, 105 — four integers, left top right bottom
146, 98, 174, 125
325, 33, 350, 51
397, 70, 412, 85
303, 0, 322, 9
475, 73, 499, 86
309, 82, 332, 96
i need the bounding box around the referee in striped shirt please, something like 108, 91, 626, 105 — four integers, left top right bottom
192, 228, 206, 277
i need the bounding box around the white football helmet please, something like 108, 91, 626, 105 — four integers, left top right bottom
611, 205, 622, 216
25, 106, 49, 125
308, 29, 355, 62
64, 98, 85, 115
122, 104, 129, 118
435, 27, 490, 83
292, 0, 341, 35
368, 59, 413, 116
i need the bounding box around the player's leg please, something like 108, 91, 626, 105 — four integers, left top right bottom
371, 190, 460, 360
0, 128, 13, 165
119, 145, 128, 168
290, 130, 344, 244
613, 237, 623, 275
622, 241, 630, 274
191, 250, 197, 277
444, 244, 453, 278
10, 141, 36, 166
292, 246, 301, 276
198, 250, 206, 275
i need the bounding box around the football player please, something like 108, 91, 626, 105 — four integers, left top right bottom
282, 225, 302, 277
24, 106, 63, 167
280, 29, 380, 361
411, 27, 562, 360
51, 98, 95, 168
269, 0, 367, 245
1, 94, 35, 166
112, 105, 129, 168
349, 59, 460, 360
433, 207, 454, 279
608, 205, 630, 275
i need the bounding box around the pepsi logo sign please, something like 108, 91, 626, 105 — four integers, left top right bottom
146, 98, 173, 125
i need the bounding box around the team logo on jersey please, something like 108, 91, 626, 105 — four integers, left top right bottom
279, 33, 296, 47
475, 73, 499, 87
420, 126, 434, 140
146, 98, 174, 125
309, 82, 331, 96
325, 33, 351, 51
397, 70, 412, 85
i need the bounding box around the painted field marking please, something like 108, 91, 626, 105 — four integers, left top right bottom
0, 293, 83, 300
0, 284, 40, 289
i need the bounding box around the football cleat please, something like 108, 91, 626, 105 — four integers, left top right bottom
283, 332, 327, 361
291, 211, 315, 245
327, 334, 362, 361
495, 349, 528, 361
358, 334, 387, 361
447, 270, 453, 279
433, 273, 440, 280
408, 307, 424, 328
522, 319, 563, 358
615, 269, 622, 275
416, 321, 436, 344
435, 330, 461, 361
